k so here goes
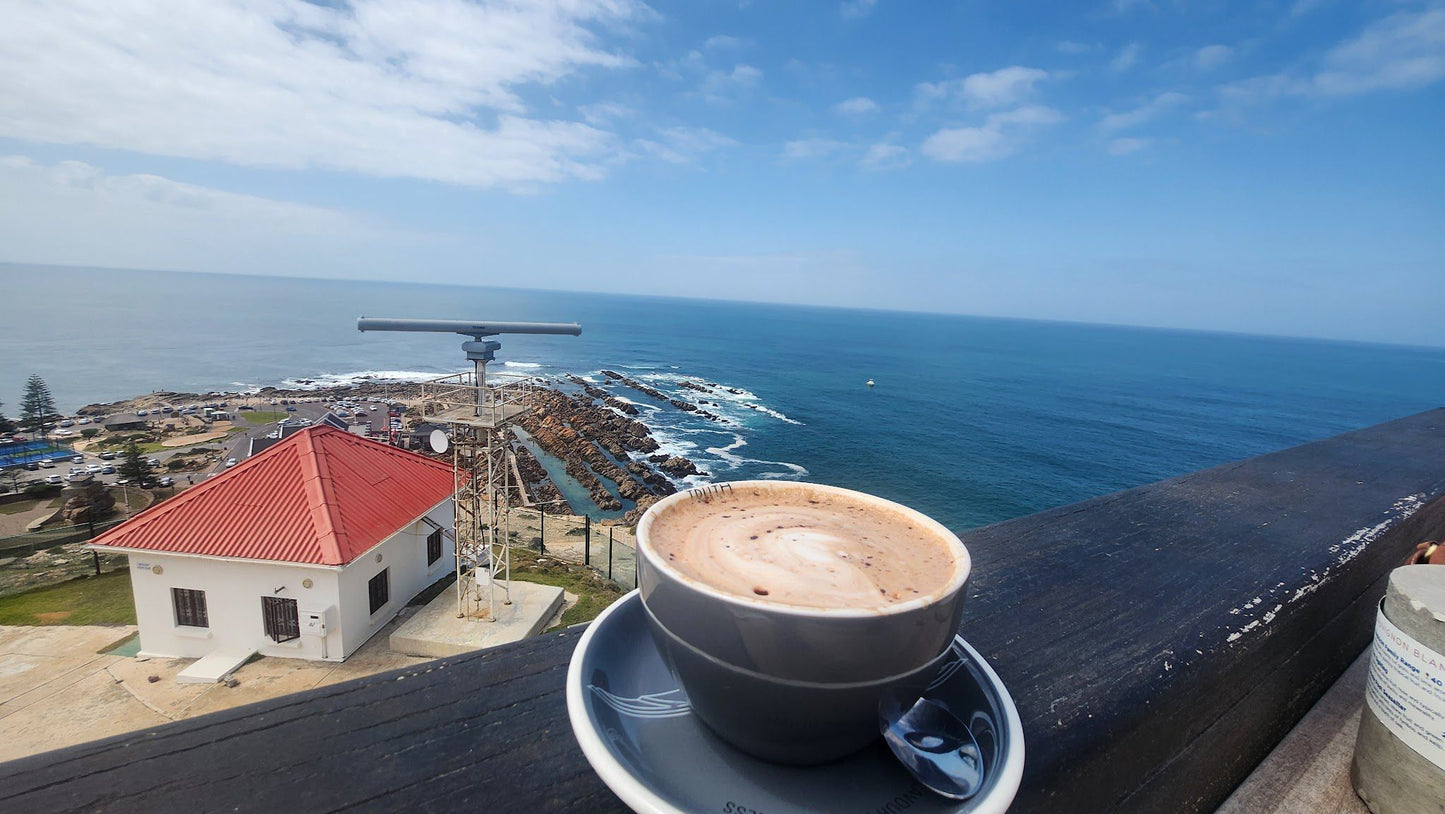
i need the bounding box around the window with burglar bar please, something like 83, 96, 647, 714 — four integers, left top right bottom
427, 528, 443, 566
369, 569, 389, 615
172, 587, 208, 628
262, 595, 299, 643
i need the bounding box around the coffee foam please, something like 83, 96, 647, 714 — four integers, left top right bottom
646, 485, 960, 611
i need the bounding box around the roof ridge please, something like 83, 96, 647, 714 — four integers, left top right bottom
297, 428, 346, 565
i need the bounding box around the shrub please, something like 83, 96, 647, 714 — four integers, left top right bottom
24, 483, 60, 498
81, 428, 100, 438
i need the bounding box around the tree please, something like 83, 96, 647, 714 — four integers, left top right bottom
19, 375, 59, 434
0, 397, 14, 434
119, 441, 152, 488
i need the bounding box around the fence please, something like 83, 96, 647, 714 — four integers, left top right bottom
498, 506, 638, 590
0, 519, 130, 598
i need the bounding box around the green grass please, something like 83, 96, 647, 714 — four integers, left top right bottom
0, 570, 136, 626
507, 547, 626, 632
0, 499, 44, 515
241, 411, 286, 425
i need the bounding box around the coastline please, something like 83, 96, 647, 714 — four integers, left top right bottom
69, 375, 715, 522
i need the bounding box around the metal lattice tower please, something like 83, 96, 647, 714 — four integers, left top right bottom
357, 318, 581, 621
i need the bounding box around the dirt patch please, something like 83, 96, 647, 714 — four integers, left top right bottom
35, 611, 73, 622
161, 430, 230, 447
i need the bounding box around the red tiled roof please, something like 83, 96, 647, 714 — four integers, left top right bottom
91, 425, 455, 565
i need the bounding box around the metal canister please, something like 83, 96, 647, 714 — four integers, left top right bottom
1351, 565, 1445, 814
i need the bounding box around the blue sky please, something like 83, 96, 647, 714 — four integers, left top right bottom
0, 0, 1441, 345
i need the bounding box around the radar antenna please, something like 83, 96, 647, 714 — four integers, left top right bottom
358, 317, 581, 621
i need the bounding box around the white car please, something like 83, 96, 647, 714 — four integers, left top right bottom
85, 464, 104, 474
43, 475, 63, 485
225, 458, 238, 467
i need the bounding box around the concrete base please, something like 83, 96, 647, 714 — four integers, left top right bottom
389, 577, 564, 658
177, 649, 255, 684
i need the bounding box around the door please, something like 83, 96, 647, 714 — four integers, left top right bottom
262, 595, 300, 643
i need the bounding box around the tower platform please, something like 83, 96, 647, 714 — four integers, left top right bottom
428, 403, 531, 429
389, 576, 565, 658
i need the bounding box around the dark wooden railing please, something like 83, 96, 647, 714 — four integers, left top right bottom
3, 409, 1444, 813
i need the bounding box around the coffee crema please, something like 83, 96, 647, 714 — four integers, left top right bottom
646, 486, 960, 610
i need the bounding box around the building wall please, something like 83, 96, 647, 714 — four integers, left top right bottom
127, 499, 455, 662
336, 501, 455, 658
129, 554, 343, 661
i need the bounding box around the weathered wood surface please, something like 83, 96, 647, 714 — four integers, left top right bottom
2, 409, 1444, 813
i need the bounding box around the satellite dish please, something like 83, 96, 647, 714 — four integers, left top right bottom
429, 429, 450, 454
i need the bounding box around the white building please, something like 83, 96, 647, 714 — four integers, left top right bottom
90, 425, 456, 663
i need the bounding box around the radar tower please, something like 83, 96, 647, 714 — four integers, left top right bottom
357, 318, 581, 621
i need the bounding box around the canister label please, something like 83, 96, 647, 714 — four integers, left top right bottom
1365, 602, 1445, 771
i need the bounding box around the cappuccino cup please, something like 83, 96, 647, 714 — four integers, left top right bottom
636, 480, 971, 764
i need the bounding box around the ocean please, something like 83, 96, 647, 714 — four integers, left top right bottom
4, 264, 1444, 531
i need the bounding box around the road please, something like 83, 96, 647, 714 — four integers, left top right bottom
28, 396, 399, 491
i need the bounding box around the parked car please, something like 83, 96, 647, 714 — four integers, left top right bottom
146, 458, 161, 467
43, 475, 63, 485
72, 455, 84, 463
157, 476, 174, 487
115, 477, 129, 486
85, 464, 104, 474
77, 417, 90, 425
101, 465, 115, 474
38, 459, 55, 468
285, 406, 297, 412
58, 419, 74, 428
24, 462, 40, 471
225, 458, 238, 467
99, 451, 115, 460
136, 409, 149, 416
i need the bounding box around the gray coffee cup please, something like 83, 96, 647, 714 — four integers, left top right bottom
643, 596, 959, 764
636, 480, 971, 764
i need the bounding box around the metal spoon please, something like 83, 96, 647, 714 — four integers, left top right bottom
881, 694, 985, 800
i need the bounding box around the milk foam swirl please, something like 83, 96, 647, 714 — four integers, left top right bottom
647, 488, 959, 610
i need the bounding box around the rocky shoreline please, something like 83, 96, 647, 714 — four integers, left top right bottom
76, 375, 708, 524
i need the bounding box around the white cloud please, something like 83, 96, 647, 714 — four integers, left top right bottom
700, 64, 764, 101
1290, 0, 1330, 18
859, 142, 910, 171
1112, 42, 1145, 73
0, 156, 351, 230
1218, 7, 1445, 107
1058, 41, 1096, 55
1195, 45, 1233, 71
841, 0, 878, 20
0, 0, 649, 191
633, 127, 737, 164
1312, 7, 1445, 95
921, 105, 1064, 163
579, 102, 634, 125
704, 34, 746, 50
1107, 137, 1151, 155
833, 97, 880, 116
916, 67, 1051, 110
1098, 92, 1189, 131
0, 155, 419, 277
782, 138, 849, 160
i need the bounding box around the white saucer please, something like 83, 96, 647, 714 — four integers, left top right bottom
566, 591, 1025, 814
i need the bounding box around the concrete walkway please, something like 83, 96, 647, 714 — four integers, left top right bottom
1216, 651, 1372, 814
0, 612, 436, 762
